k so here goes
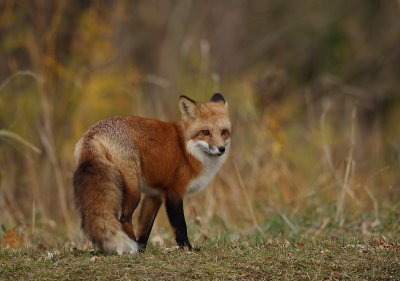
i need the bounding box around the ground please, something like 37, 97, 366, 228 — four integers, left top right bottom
1, 236, 399, 280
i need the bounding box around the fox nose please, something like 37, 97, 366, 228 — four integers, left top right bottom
218, 146, 225, 154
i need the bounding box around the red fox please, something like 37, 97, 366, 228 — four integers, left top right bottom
73, 93, 231, 254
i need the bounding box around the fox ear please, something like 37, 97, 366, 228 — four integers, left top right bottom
210, 93, 225, 105
179, 95, 198, 120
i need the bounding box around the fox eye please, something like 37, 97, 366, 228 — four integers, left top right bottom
201, 130, 210, 136
221, 129, 229, 136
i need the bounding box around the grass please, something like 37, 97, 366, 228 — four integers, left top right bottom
1, 207, 399, 280
1, 236, 399, 281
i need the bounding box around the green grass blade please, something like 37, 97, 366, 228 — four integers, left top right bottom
0, 130, 41, 154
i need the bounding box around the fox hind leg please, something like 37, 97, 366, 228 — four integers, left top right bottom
136, 194, 162, 251
119, 172, 141, 241
73, 160, 139, 254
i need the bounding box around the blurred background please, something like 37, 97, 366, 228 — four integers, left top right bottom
0, 0, 399, 247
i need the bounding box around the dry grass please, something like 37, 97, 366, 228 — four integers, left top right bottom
1, 236, 399, 281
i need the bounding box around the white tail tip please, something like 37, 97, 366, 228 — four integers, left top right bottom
104, 230, 139, 255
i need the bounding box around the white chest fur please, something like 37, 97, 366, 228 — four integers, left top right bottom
186, 140, 228, 194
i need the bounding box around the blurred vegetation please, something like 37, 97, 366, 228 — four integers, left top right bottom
0, 0, 399, 245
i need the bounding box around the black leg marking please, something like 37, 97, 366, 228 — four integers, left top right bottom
165, 190, 192, 250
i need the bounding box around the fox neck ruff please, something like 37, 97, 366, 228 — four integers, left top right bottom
185, 139, 229, 194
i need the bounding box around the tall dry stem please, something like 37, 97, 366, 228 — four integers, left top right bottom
336, 106, 357, 221
232, 159, 263, 233
320, 100, 342, 188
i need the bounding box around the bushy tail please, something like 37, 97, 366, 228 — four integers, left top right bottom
73, 160, 138, 255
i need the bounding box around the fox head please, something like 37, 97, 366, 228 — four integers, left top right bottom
179, 93, 231, 159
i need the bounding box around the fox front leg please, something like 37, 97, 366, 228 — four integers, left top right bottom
165, 190, 192, 250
